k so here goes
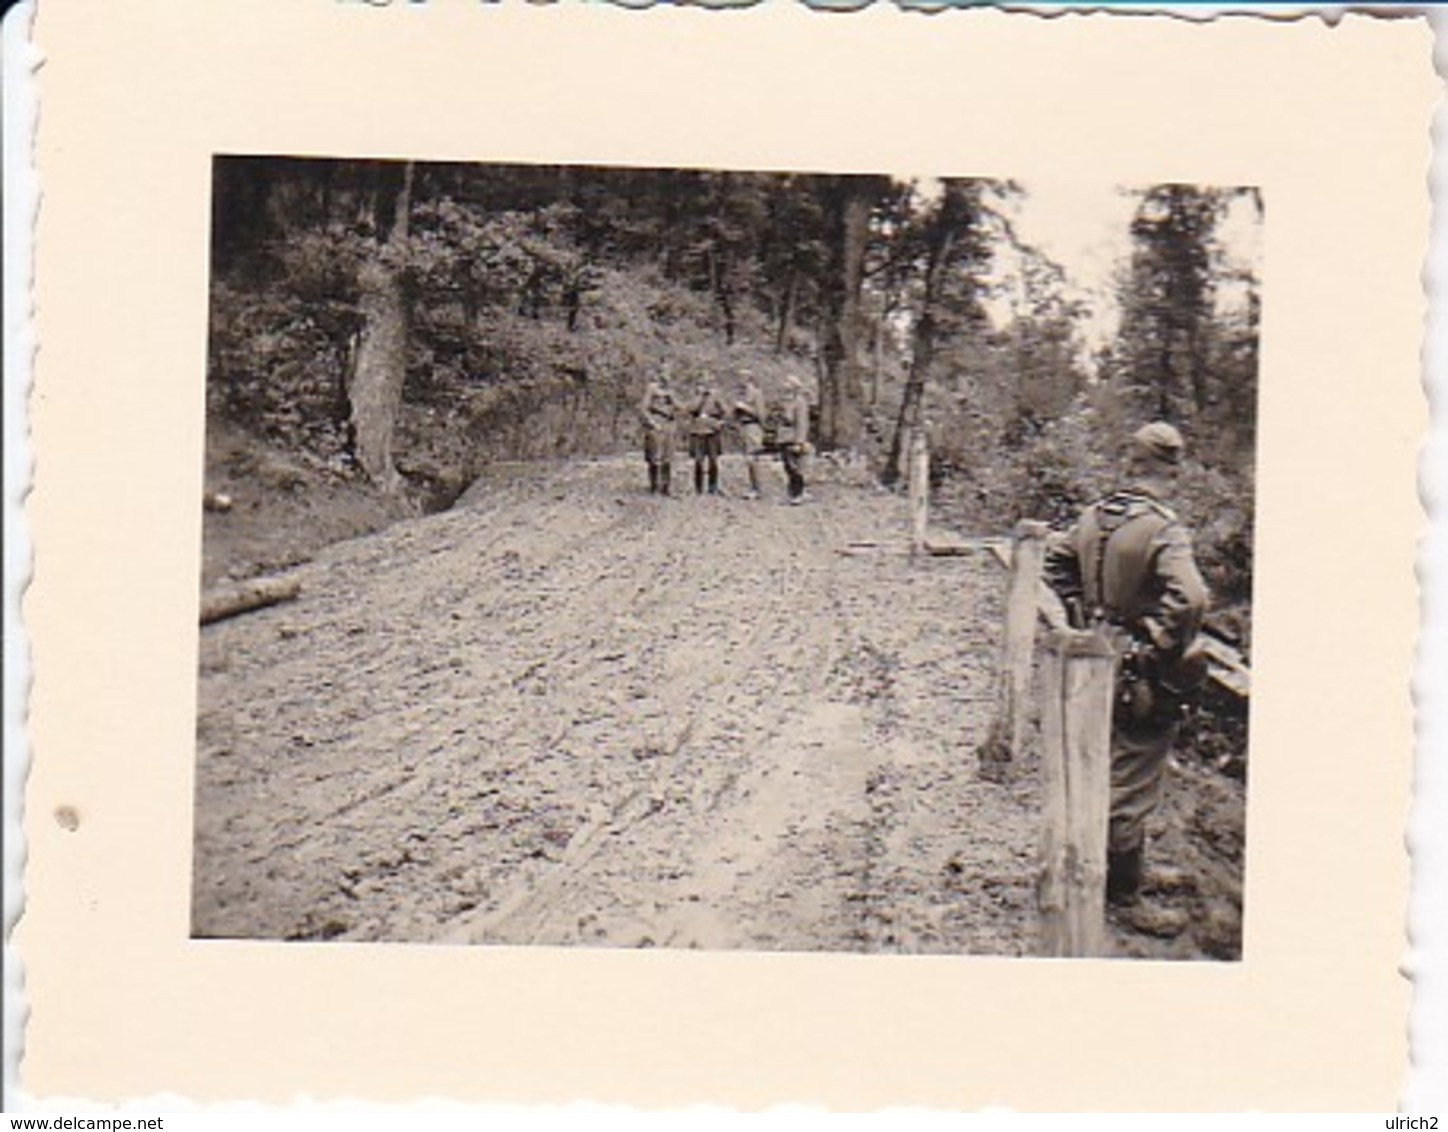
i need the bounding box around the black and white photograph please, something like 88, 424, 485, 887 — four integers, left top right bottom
191, 158, 1261, 961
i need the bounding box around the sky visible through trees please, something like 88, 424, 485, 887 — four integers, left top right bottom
986, 179, 1262, 371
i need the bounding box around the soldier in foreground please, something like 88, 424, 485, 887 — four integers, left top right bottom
638, 370, 678, 496
1043, 421, 1210, 937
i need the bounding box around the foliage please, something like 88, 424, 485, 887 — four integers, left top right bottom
1104, 184, 1262, 460
206, 277, 354, 464
933, 397, 1114, 532
206, 159, 1259, 639
1106, 183, 1260, 614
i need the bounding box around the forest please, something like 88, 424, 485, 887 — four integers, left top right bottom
196, 157, 1261, 956
207, 157, 1260, 638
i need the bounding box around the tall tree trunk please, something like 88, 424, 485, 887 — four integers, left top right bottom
348, 161, 413, 495
720, 285, 736, 345
870, 313, 882, 408
882, 223, 957, 488
881, 312, 936, 488
817, 179, 871, 451
1187, 325, 1208, 413
708, 250, 736, 344
775, 271, 797, 354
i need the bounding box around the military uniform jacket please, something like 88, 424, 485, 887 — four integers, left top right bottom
1043, 484, 1209, 657
781, 391, 811, 448
639, 382, 676, 425
734, 385, 765, 427
691, 389, 728, 436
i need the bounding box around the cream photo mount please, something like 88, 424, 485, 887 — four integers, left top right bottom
18, 1, 1433, 1110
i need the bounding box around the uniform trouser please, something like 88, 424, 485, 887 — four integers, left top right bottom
690, 431, 722, 493
1108, 718, 1177, 854
644, 422, 676, 492
740, 424, 764, 493
782, 444, 806, 499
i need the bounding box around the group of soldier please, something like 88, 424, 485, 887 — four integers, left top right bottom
638, 369, 813, 503
638, 365, 1216, 938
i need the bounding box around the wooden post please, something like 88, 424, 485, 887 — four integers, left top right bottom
1037, 628, 1117, 958
1001, 521, 1048, 761
978, 520, 1049, 772
908, 425, 929, 558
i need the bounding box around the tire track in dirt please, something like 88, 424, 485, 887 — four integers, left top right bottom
195, 467, 667, 939
192, 456, 1039, 953
440, 486, 851, 947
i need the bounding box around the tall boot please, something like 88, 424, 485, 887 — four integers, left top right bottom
1107, 846, 1144, 906
707, 459, 719, 495
660, 463, 672, 496
1108, 845, 1189, 937
648, 463, 658, 494
694, 462, 705, 495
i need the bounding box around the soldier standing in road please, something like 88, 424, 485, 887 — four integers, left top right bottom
688, 375, 728, 496
1043, 421, 1211, 937
638, 369, 678, 496
733, 370, 767, 500
780, 373, 811, 504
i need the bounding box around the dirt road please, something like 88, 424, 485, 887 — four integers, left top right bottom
191, 454, 1241, 958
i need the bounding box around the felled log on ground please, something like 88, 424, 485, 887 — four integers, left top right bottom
835, 540, 900, 557
200, 574, 302, 626
1195, 633, 1251, 698
837, 535, 1009, 559
925, 536, 1010, 561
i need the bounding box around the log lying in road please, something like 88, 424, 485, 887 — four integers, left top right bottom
836, 535, 1010, 559
200, 574, 302, 626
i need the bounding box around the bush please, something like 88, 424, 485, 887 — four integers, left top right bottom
1173, 459, 1255, 609
207, 278, 355, 463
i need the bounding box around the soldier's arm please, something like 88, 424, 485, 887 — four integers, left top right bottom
1041, 526, 1086, 624
1145, 524, 1210, 653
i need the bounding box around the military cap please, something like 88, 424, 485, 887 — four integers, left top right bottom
1132, 421, 1185, 465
